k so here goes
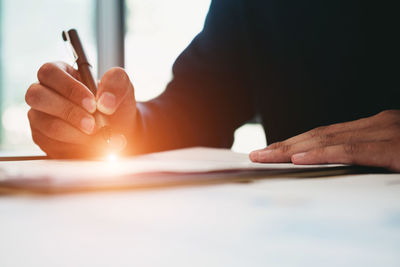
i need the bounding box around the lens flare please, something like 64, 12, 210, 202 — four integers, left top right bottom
106, 153, 118, 161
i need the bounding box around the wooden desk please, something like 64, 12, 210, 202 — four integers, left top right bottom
0, 173, 399, 267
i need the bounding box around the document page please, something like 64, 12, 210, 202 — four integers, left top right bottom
0, 147, 349, 192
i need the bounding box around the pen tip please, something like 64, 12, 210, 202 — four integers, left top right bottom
107, 134, 127, 152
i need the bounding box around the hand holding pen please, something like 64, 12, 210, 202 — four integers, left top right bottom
25, 29, 137, 158
62, 29, 112, 144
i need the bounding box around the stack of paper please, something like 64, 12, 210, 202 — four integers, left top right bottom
0, 147, 353, 193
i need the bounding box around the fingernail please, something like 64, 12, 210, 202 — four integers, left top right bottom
292, 152, 307, 162
82, 98, 96, 113
97, 92, 116, 115
80, 116, 95, 134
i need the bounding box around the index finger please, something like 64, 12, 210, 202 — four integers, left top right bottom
291, 141, 397, 170
37, 62, 96, 113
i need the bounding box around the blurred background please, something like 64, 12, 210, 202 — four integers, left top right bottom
0, 0, 266, 154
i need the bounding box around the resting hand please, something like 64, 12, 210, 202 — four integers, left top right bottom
26, 62, 137, 158
250, 110, 400, 172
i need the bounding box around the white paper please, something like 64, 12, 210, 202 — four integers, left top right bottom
0, 147, 347, 191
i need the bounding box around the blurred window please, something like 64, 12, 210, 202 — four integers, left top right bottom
0, 0, 266, 154
125, 0, 211, 101
0, 0, 96, 152
125, 0, 266, 152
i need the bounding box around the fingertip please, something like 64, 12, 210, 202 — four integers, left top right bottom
101, 67, 129, 82
249, 151, 259, 162
25, 83, 42, 107
37, 62, 55, 82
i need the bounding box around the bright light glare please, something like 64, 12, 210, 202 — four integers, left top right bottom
106, 153, 118, 161
125, 0, 211, 101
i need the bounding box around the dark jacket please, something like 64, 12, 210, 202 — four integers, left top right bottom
134, 0, 400, 154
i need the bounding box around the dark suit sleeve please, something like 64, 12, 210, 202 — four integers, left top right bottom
131, 0, 255, 154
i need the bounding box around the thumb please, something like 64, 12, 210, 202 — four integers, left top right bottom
96, 67, 134, 115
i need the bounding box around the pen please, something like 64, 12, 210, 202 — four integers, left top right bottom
62, 29, 112, 144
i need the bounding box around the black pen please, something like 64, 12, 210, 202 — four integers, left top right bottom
62, 29, 112, 144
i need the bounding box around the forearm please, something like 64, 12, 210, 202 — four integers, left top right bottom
129, 97, 236, 155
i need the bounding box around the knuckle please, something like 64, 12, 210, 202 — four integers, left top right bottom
31, 132, 41, 146
27, 109, 35, 122
343, 143, 360, 155
37, 62, 56, 82
318, 133, 336, 147
277, 144, 291, 154
60, 104, 78, 123
377, 110, 400, 121
31, 130, 44, 147
108, 67, 129, 81
25, 84, 43, 106
309, 126, 328, 138
269, 141, 282, 150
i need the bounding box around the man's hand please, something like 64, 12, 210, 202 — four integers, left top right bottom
25, 62, 137, 158
250, 110, 400, 172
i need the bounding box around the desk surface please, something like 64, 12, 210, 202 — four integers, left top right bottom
1, 173, 400, 267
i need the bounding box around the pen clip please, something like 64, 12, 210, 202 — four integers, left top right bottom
62, 30, 79, 63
